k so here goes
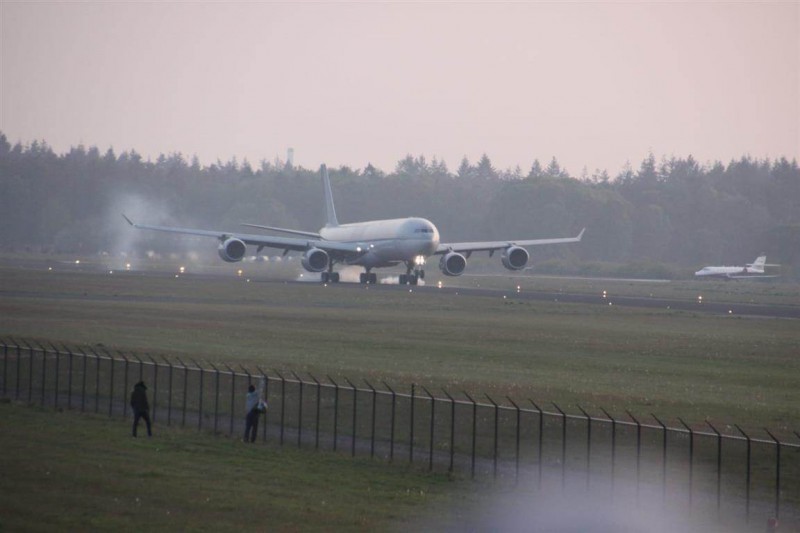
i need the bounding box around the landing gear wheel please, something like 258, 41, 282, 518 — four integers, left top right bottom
321, 272, 329, 283
330, 272, 340, 283
360, 273, 368, 284
369, 273, 377, 284
399, 274, 407, 285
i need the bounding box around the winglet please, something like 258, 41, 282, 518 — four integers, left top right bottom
576, 228, 586, 241
122, 214, 135, 227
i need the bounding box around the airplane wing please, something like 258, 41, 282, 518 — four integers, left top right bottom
122, 215, 364, 255
435, 228, 585, 255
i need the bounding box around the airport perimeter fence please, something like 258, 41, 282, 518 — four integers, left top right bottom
1, 337, 798, 530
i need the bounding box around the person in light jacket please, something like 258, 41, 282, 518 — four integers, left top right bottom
244, 384, 263, 443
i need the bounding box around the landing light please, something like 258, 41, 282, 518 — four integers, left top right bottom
179, 266, 185, 274
437, 281, 442, 289
237, 269, 243, 277
126, 263, 131, 271
75, 260, 80, 265
602, 290, 608, 298
697, 295, 703, 303
414, 255, 426, 266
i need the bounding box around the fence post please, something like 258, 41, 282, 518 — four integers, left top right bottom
209, 362, 220, 434
486, 394, 500, 480
255, 366, 268, 443
293, 371, 304, 449
191, 359, 204, 431
37, 342, 47, 407
90, 349, 102, 414
577, 405, 592, 491
601, 407, 616, 498
383, 381, 396, 462
224, 363, 236, 436
11, 337, 21, 401
346, 377, 357, 457
176, 357, 188, 428
735, 424, 752, 523
409, 383, 416, 464
464, 391, 477, 479
530, 399, 544, 490
164, 356, 174, 427
507, 397, 521, 485
50, 343, 60, 410
147, 354, 158, 423
444, 389, 456, 473
105, 349, 114, 417
329, 376, 340, 452
764, 428, 781, 521
553, 402, 567, 492
706, 420, 722, 517
134, 352, 144, 382
423, 386, 435, 473
274, 370, 286, 446
79, 348, 88, 412
365, 380, 377, 459
24, 340, 34, 404
628, 410, 643, 504
677, 417, 694, 513
310, 373, 321, 451
2, 338, 7, 398
652, 413, 668, 506
119, 352, 129, 418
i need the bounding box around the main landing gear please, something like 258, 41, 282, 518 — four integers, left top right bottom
399, 263, 425, 286
359, 270, 377, 284
321, 271, 340, 283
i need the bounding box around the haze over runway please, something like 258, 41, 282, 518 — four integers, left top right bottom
2, 1, 797, 175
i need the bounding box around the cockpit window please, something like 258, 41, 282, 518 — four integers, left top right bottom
415, 227, 433, 233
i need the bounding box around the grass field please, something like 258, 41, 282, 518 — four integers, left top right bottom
1, 257, 798, 435
0, 401, 476, 531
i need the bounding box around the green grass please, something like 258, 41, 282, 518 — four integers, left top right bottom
0, 401, 471, 532
1, 261, 799, 433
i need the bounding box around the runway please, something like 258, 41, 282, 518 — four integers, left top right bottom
293, 278, 800, 319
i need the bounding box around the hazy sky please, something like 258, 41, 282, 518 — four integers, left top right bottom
1, 1, 798, 176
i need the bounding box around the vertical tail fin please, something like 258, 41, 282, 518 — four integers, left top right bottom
749, 255, 766, 272
321, 165, 339, 228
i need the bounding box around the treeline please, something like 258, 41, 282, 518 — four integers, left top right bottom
1, 133, 798, 279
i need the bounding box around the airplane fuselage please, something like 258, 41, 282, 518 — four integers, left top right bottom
320, 217, 440, 269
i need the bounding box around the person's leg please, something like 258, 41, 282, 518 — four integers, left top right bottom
244, 410, 254, 441
132, 412, 141, 437
142, 412, 152, 436
250, 412, 260, 442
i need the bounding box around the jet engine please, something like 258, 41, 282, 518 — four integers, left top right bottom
439, 251, 467, 276
218, 238, 247, 262
301, 248, 329, 273
501, 245, 529, 271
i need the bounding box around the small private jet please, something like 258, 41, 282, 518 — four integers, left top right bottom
694, 255, 779, 280
124, 165, 584, 284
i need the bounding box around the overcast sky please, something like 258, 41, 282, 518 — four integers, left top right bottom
1, 1, 798, 176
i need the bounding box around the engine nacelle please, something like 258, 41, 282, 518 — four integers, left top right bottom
301, 248, 329, 273
501, 245, 529, 271
218, 238, 246, 262
439, 251, 467, 276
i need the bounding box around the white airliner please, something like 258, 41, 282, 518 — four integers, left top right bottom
124, 165, 585, 284
694, 255, 779, 280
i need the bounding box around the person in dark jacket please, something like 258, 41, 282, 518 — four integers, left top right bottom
130, 381, 152, 437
